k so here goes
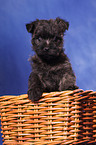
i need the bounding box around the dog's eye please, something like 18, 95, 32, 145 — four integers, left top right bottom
53, 36, 61, 42
38, 37, 42, 42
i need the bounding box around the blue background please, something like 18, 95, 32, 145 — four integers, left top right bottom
0, 0, 96, 144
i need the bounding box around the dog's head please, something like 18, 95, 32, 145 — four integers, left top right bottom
26, 17, 69, 61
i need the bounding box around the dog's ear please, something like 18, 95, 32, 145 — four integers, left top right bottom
56, 17, 69, 32
26, 19, 39, 33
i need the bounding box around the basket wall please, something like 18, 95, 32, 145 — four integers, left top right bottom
0, 89, 96, 145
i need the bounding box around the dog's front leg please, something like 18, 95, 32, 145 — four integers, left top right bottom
27, 72, 44, 102
59, 73, 78, 91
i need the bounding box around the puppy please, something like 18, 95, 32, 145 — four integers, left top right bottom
26, 17, 78, 102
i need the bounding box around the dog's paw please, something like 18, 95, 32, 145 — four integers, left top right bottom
67, 85, 79, 90
28, 89, 43, 102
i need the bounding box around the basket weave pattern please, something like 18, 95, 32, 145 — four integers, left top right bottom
0, 89, 96, 144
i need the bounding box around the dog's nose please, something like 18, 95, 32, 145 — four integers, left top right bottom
44, 47, 49, 51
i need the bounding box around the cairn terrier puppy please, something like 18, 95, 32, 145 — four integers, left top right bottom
26, 17, 78, 102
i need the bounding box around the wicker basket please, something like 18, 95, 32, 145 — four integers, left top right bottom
0, 89, 96, 145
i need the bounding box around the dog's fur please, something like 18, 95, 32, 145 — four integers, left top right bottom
26, 17, 78, 102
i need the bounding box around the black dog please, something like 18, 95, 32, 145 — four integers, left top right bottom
26, 17, 78, 102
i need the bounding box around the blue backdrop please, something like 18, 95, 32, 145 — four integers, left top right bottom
0, 0, 96, 144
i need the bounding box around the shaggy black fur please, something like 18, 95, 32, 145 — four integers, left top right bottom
26, 17, 78, 102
